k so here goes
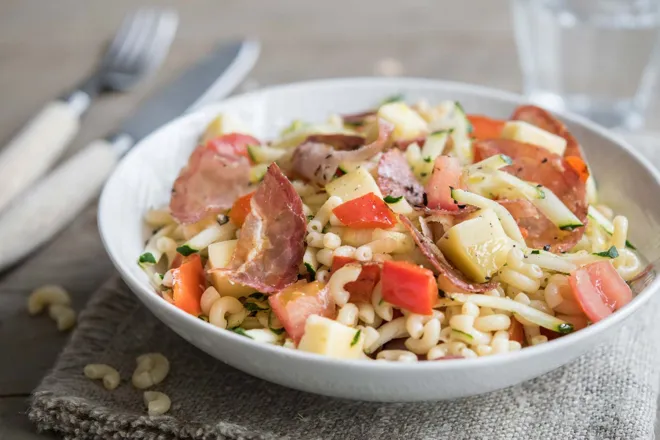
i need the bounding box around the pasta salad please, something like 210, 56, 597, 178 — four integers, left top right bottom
138, 97, 648, 362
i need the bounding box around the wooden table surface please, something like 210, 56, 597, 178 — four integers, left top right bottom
1, 1, 659, 438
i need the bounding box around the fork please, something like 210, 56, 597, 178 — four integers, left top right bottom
0, 8, 178, 213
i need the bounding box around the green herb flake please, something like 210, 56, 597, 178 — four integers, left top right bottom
307, 215, 315, 222
625, 240, 637, 250
559, 224, 582, 231
138, 252, 157, 265
378, 298, 385, 306
423, 156, 432, 163
229, 327, 254, 339
304, 262, 316, 279
380, 93, 404, 105
384, 195, 403, 204
557, 323, 574, 335
351, 329, 362, 347
594, 246, 619, 259
244, 302, 268, 312
531, 250, 540, 255
176, 244, 197, 256
267, 311, 285, 335
270, 326, 286, 335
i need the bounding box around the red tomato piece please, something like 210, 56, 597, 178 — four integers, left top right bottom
467, 114, 505, 140
425, 155, 462, 211
172, 254, 206, 316
331, 256, 381, 303
229, 192, 254, 227
568, 261, 632, 323
268, 281, 335, 343
205, 133, 260, 163
381, 260, 436, 315
332, 192, 396, 229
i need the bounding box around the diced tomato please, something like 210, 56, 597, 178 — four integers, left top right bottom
568, 261, 632, 323
172, 254, 206, 316
331, 256, 381, 303
381, 260, 436, 315
425, 155, 462, 211
508, 317, 525, 344
229, 192, 254, 227
205, 133, 260, 163
332, 192, 397, 229
565, 156, 590, 183
269, 281, 335, 343
467, 114, 505, 140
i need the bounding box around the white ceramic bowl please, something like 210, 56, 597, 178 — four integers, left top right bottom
98, 78, 660, 402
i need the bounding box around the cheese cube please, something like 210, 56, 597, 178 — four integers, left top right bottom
377, 102, 428, 141
325, 167, 382, 201
201, 113, 252, 144
298, 315, 365, 359
438, 209, 512, 283
207, 240, 254, 298
501, 120, 567, 156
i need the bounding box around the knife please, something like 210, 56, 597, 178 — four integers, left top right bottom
0, 39, 260, 272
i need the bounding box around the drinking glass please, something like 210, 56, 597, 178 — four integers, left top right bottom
512, 0, 660, 130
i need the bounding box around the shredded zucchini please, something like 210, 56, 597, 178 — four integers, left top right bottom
587, 206, 636, 249
177, 222, 237, 255
450, 293, 574, 334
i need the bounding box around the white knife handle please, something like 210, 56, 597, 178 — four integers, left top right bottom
0, 139, 119, 271
0, 100, 81, 212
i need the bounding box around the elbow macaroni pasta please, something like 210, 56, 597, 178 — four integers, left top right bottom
138, 103, 650, 363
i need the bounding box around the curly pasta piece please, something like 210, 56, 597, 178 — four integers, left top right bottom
132, 353, 170, 389
84, 364, 120, 390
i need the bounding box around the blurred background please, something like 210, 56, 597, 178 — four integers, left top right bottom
4, 0, 646, 162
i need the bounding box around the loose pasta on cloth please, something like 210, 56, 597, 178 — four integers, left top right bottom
28, 277, 660, 439
137, 101, 650, 362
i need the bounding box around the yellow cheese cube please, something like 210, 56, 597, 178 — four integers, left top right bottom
501, 120, 567, 156
298, 315, 365, 359
325, 167, 382, 201
438, 209, 512, 283
207, 240, 254, 298
201, 113, 252, 144
377, 102, 428, 141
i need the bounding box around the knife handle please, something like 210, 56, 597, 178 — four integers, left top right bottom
0, 139, 119, 272
0, 100, 82, 213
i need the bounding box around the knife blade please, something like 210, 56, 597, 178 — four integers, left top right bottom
0, 39, 260, 272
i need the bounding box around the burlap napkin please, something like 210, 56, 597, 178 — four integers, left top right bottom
28, 276, 660, 440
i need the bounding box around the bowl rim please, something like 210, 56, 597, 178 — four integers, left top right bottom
99, 76, 660, 371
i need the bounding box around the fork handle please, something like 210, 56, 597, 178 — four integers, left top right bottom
0, 99, 83, 213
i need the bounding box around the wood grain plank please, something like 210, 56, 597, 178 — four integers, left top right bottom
0, 204, 113, 395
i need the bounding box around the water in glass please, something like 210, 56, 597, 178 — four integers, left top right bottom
513, 0, 660, 129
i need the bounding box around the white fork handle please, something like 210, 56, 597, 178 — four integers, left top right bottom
0, 101, 81, 212
0, 139, 118, 272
